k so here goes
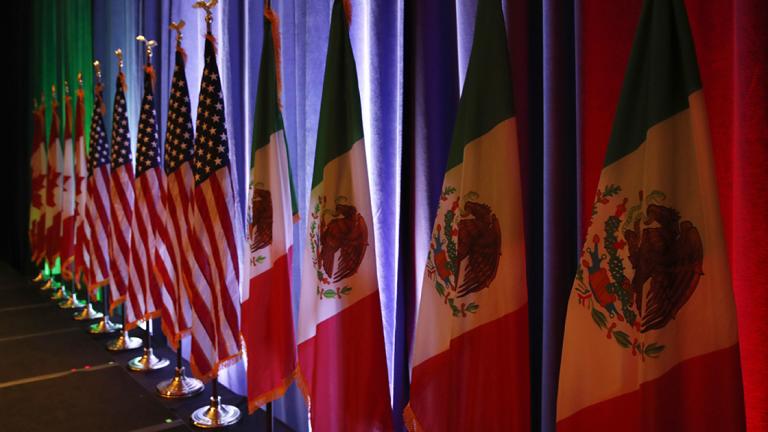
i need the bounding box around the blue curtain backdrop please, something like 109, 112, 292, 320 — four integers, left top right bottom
90, 1, 574, 431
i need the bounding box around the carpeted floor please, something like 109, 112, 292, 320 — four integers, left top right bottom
0, 262, 293, 432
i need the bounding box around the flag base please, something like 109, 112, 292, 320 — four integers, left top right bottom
58, 293, 85, 309
156, 367, 204, 398
50, 287, 69, 301
127, 347, 169, 371
190, 395, 241, 428
32, 271, 44, 283
74, 303, 103, 321
89, 316, 121, 334
40, 279, 54, 291
107, 330, 143, 351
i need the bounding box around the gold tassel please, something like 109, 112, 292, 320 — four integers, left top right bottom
264, 6, 283, 110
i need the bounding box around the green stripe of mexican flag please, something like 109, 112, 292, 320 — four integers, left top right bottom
297, 1, 393, 430
406, 1, 529, 430
557, 1, 745, 429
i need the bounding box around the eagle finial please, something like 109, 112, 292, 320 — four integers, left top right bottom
114, 49, 124, 70
170, 20, 186, 43
192, 0, 218, 32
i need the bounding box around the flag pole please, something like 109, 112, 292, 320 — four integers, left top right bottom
156, 19, 204, 398
88, 285, 120, 334
126, 35, 169, 373
190, 3, 242, 425
49, 84, 70, 304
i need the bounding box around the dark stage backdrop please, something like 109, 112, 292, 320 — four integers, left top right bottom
6, 1, 767, 431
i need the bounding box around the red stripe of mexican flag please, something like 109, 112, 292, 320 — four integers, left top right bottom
296, 0, 393, 430
404, 0, 529, 430
241, 6, 299, 414
557, 1, 745, 430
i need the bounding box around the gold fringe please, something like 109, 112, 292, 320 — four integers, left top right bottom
109, 295, 126, 314
294, 365, 311, 405
144, 64, 157, 90
176, 43, 188, 64
402, 404, 425, 432
87, 279, 109, 294
247, 368, 296, 414
118, 71, 127, 92
206, 33, 218, 55
342, 0, 352, 27
264, 6, 283, 110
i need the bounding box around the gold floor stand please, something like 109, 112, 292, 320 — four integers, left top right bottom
190, 396, 241, 429
40, 279, 54, 291
156, 367, 204, 398
89, 316, 121, 334
107, 330, 143, 351
58, 293, 85, 309
74, 303, 103, 321
127, 348, 169, 372
50, 288, 69, 301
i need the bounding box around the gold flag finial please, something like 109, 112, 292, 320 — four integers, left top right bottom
192, 0, 218, 32
93, 60, 102, 82
170, 20, 186, 44
114, 48, 124, 70
51, 84, 57, 100
77, 72, 83, 89
136, 35, 158, 63
64, 80, 70, 96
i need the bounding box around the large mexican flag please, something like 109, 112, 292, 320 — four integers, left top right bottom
557, 1, 745, 430
242, 6, 299, 414
296, 0, 393, 430
404, 0, 529, 430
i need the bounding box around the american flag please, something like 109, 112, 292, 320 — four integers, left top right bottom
189, 34, 243, 379
74, 87, 90, 283
86, 82, 111, 292
109, 71, 134, 312
157, 45, 196, 344
124, 64, 171, 330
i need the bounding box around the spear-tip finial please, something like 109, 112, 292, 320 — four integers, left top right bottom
64, 80, 70, 96
170, 20, 186, 44
136, 35, 158, 63
51, 84, 57, 99
192, 0, 218, 32
77, 72, 83, 89
114, 48, 124, 70
93, 60, 102, 82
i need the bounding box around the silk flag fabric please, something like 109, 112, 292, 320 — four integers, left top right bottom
188, 31, 243, 380
297, 1, 393, 430
29, 102, 47, 264
124, 63, 165, 330
86, 82, 111, 292
159, 39, 195, 345
45, 97, 63, 267
405, 0, 529, 430
60, 92, 77, 277
109, 69, 135, 312
242, 7, 298, 414
557, 1, 745, 430
73, 85, 90, 283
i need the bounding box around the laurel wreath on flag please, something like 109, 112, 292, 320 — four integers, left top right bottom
309, 195, 353, 300
425, 186, 480, 318
574, 184, 667, 360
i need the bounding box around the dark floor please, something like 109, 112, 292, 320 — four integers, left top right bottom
0, 262, 293, 432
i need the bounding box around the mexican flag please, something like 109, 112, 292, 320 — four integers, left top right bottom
60, 91, 77, 277
296, 0, 393, 430
29, 101, 47, 264
557, 1, 745, 430
404, 0, 529, 430
45, 95, 63, 267
241, 6, 299, 413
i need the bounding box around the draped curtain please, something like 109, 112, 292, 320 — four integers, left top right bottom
14, 1, 767, 431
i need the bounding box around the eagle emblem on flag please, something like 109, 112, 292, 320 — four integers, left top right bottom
426, 187, 502, 318
248, 183, 273, 254
309, 195, 368, 299
574, 186, 704, 359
